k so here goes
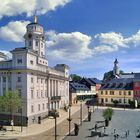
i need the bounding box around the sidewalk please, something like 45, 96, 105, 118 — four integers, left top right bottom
94, 106, 140, 111
0, 103, 88, 139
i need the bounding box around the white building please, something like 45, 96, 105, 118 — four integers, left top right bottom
0, 16, 70, 125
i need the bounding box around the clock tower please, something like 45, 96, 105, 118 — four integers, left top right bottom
24, 16, 46, 58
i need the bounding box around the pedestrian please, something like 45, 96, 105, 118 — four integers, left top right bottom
88, 111, 91, 121
127, 130, 129, 135
104, 126, 106, 133
95, 124, 97, 132
114, 129, 116, 134
74, 123, 79, 136
114, 134, 117, 140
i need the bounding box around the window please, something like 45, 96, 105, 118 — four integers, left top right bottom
124, 91, 126, 95
17, 77, 21, 82
110, 91, 114, 95
119, 99, 122, 103
3, 87, 6, 93
30, 60, 34, 65
17, 59, 22, 64
41, 90, 43, 98
38, 104, 40, 111
31, 90, 34, 99
42, 103, 45, 110
37, 90, 39, 98
18, 89, 22, 97
111, 98, 113, 102
45, 90, 47, 97
37, 78, 39, 83
105, 91, 108, 95
41, 52, 43, 56
101, 91, 103, 95
31, 77, 34, 83
29, 41, 32, 46
41, 79, 43, 83
128, 91, 131, 96
3, 77, 6, 82
31, 105, 34, 113
119, 91, 122, 95
35, 41, 39, 46
41, 43, 43, 48
124, 98, 126, 103
105, 98, 108, 102
8, 77, 11, 83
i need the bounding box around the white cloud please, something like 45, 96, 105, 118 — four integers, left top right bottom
0, 0, 71, 19
125, 30, 140, 46
93, 45, 118, 54
0, 20, 30, 42
0, 50, 12, 60
94, 32, 127, 48
46, 30, 93, 61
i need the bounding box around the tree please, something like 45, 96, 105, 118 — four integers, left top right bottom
128, 100, 135, 108
103, 108, 114, 126
112, 100, 119, 107
0, 90, 22, 125
103, 70, 124, 82
70, 74, 82, 82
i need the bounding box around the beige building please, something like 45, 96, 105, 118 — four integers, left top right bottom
98, 78, 134, 106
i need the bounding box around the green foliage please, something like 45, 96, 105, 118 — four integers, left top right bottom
103, 70, 124, 81
103, 70, 114, 81
112, 100, 119, 107
0, 90, 21, 114
70, 74, 82, 82
102, 108, 114, 120
128, 100, 135, 108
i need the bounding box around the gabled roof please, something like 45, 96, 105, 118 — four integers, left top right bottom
70, 82, 89, 91
89, 78, 102, 84
100, 78, 133, 90
81, 78, 102, 86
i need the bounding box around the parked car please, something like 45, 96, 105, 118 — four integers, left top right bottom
85, 99, 96, 106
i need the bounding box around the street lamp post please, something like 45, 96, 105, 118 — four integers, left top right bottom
54, 116, 57, 140
124, 94, 125, 111
80, 101, 82, 125
21, 105, 23, 132
53, 110, 59, 140
67, 104, 72, 135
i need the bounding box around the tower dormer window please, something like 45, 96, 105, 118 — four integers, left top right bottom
35, 41, 39, 46
29, 41, 32, 46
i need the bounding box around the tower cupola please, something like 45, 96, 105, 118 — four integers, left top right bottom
24, 16, 46, 58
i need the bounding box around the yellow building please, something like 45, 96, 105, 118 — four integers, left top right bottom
98, 78, 134, 106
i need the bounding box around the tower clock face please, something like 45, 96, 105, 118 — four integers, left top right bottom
28, 33, 32, 39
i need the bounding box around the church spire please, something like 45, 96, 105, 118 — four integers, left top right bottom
113, 58, 120, 76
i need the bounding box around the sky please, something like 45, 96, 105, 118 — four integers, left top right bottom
1, 0, 140, 79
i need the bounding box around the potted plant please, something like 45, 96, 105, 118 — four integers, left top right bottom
102, 108, 114, 126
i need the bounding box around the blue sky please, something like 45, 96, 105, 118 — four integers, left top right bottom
1, 0, 140, 79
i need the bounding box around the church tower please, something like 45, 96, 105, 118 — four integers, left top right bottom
24, 16, 46, 58
113, 58, 120, 76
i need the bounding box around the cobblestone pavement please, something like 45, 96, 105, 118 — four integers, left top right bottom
64, 108, 103, 140
17, 104, 88, 140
